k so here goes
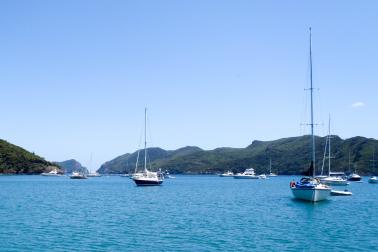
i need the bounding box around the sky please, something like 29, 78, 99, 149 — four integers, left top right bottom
0, 0, 377, 170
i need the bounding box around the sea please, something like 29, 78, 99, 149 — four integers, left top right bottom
0, 175, 377, 251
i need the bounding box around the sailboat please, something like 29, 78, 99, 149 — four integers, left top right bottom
132, 108, 164, 186
87, 153, 102, 177
267, 158, 277, 177
290, 28, 331, 202
347, 151, 361, 181
368, 149, 377, 183
319, 115, 348, 186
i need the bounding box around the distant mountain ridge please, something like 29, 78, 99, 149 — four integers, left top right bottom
98, 136, 378, 175
55, 159, 88, 174
0, 139, 59, 174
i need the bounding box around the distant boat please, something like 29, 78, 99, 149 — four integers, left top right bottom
347, 151, 361, 182
86, 153, 101, 177
41, 169, 62, 176
87, 172, 101, 177
367, 150, 377, 184
132, 108, 164, 186
233, 168, 259, 179
163, 170, 175, 179
331, 189, 352, 196
347, 173, 361, 182
319, 115, 348, 186
290, 28, 331, 202
70, 171, 87, 179
258, 174, 267, 179
219, 171, 234, 177
267, 159, 277, 177
368, 176, 378, 184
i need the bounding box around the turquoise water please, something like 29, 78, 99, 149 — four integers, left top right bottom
0, 175, 377, 251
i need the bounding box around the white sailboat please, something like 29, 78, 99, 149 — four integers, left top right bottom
320, 115, 348, 186
267, 158, 277, 177
368, 150, 378, 183
290, 28, 331, 202
87, 153, 102, 177
132, 108, 164, 186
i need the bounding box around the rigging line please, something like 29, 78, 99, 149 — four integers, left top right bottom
320, 133, 328, 176
135, 115, 145, 173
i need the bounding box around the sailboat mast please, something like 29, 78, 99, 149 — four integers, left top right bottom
144, 107, 147, 172
269, 158, 272, 174
348, 150, 351, 172
328, 115, 331, 175
309, 27, 316, 177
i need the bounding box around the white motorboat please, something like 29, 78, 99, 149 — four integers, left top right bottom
368, 176, 378, 184
219, 171, 234, 177
132, 108, 164, 186
290, 28, 331, 202
347, 173, 362, 182
259, 174, 267, 179
41, 169, 62, 176
346, 151, 362, 181
70, 171, 87, 179
331, 189, 352, 196
233, 168, 259, 179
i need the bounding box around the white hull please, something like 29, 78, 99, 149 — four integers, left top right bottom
291, 188, 331, 202
321, 178, 349, 186
267, 173, 277, 177
41, 173, 62, 176
87, 173, 101, 177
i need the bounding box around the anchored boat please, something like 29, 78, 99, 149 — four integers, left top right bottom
290, 28, 331, 202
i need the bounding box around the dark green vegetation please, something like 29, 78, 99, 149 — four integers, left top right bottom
54, 159, 88, 174
98, 136, 378, 175
0, 139, 59, 174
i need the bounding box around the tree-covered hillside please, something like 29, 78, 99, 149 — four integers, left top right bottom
98, 136, 378, 175
0, 139, 60, 174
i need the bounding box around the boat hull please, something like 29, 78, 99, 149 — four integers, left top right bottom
321, 179, 349, 186
70, 176, 87, 179
348, 177, 361, 182
291, 188, 331, 202
133, 179, 163, 186
368, 178, 378, 184
41, 173, 62, 177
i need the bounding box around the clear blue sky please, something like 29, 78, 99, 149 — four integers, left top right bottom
1, 1, 377, 170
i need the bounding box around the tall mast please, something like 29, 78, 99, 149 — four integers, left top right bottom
328, 114, 331, 176
309, 27, 316, 177
348, 150, 351, 172
270, 158, 272, 174
144, 107, 147, 172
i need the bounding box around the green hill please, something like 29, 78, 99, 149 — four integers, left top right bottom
98, 136, 378, 175
55, 159, 88, 174
0, 139, 60, 174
